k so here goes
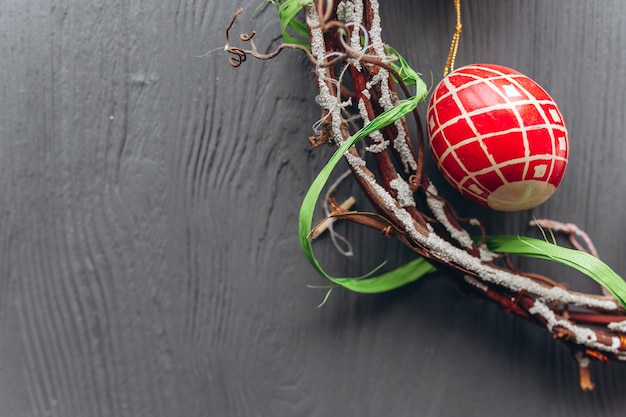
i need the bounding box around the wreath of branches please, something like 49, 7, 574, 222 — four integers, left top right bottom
224, 0, 626, 390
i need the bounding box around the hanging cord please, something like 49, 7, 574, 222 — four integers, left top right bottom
443, 0, 463, 77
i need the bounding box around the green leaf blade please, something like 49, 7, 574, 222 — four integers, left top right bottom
269, 0, 312, 48
329, 258, 438, 293
486, 235, 626, 308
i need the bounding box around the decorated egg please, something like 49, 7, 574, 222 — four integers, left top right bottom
426, 64, 568, 211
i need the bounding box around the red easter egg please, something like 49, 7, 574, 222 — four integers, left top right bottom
426, 64, 568, 211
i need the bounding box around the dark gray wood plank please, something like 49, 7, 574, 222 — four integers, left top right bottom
1, 1, 625, 416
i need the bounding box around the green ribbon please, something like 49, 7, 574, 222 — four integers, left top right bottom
486, 235, 626, 308
266, 0, 312, 48
298, 49, 430, 293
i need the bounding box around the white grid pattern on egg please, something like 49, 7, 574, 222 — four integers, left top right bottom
428, 65, 568, 204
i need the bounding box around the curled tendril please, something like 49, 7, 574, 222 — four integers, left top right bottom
224, 7, 315, 68
224, 8, 246, 67
227, 48, 247, 67
240, 31, 256, 42
227, 32, 258, 67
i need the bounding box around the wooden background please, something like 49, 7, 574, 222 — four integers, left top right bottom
2, 0, 625, 416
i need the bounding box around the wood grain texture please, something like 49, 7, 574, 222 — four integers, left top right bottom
1, 0, 625, 416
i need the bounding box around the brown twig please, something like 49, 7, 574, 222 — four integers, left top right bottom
225, 7, 315, 67
225, 1, 626, 389
300, 0, 626, 388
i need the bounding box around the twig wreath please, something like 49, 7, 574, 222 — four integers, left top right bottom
224, 0, 626, 390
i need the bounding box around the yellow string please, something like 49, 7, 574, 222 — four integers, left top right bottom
443, 0, 462, 77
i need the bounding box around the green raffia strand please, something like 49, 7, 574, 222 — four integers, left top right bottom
298, 67, 429, 293
386, 47, 423, 87
329, 258, 437, 294
486, 235, 626, 308
266, 0, 312, 49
